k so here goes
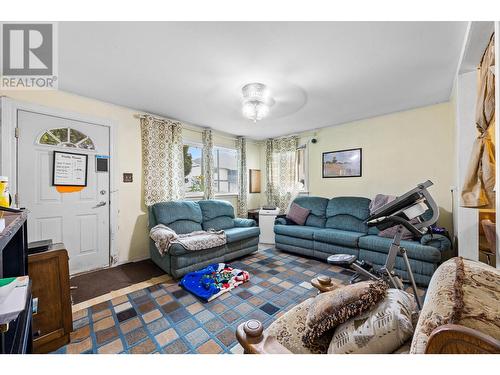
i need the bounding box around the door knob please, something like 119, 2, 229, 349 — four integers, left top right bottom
93, 201, 107, 208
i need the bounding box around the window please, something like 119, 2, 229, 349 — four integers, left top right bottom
296, 145, 307, 191
183, 143, 204, 194
183, 143, 238, 196
213, 147, 238, 194
37, 128, 95, 150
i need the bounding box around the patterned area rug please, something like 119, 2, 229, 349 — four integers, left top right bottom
55, 247, 425, 354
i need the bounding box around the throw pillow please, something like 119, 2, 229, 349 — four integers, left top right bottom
286, 202, 311, 226
328, 289, 416, 354
302, 280, 388, 349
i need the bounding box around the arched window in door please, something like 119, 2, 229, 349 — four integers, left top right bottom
37, 127, 95, 150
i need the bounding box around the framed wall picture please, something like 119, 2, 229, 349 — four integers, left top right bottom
322, 148, 362, 178
249, 169, 261, 193
52, 151, 88, 187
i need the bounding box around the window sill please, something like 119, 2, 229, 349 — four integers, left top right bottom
184, 193, 239, 199
215, 193, 238, 198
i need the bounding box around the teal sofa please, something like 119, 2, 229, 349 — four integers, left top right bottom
274, 196, 452, 286
149, 200, 260, 278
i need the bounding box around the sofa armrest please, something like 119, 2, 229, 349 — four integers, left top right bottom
420, 234, 451, 252
236, 320, 292, 354
234, 218, 256, 227
425, 324, 500, 354
275, 217, 287, 225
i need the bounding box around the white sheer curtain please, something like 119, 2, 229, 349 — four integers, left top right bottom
266, 135, 300, 213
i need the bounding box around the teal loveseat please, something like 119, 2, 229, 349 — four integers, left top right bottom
149, 200, 260, 278
274, 196, 452, 286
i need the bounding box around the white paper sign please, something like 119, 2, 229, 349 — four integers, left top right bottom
53, 151, 88, 186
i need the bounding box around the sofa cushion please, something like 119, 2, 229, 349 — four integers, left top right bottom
203, 216, 235, 231
302, 280, 389, 350
224, 227, 260, 243
326, 197, 371, 233
291, 196, 329, 228
420, 234, 452, 253
410, 257, 500, 353
314, 228, 365, 248
358, 235, 442, 263
198, 200, 235, 230
233, 218, 256, 227
167, 242, 217, 256
151, 201, 203, 234
274, 224, 318, 240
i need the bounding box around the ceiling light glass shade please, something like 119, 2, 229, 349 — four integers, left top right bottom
241, 82, 274, 122
242, 101, 270, 122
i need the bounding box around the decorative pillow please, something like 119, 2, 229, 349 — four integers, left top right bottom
328, 289, 416, 354
266, 298, 331, 354
286, 203, 311, 226
302, 280, 388, 349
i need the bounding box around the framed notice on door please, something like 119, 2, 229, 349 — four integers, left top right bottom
52, 151, 88, 187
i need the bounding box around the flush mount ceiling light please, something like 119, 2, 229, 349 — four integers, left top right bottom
241, 82, 275, 122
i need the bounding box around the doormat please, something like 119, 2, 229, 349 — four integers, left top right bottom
179, 263, 249, 302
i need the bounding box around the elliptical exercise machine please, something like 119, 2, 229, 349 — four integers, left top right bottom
327, 180, 439, 310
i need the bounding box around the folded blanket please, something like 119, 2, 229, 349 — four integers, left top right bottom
150, 224, 227, 256
179, 263, 249, 302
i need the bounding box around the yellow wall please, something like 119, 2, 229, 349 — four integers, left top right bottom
301, 102, 455, 231
1, 89, 455, 265
0, 90, 261, 264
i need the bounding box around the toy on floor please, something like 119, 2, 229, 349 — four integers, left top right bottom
179, 263, 249, 302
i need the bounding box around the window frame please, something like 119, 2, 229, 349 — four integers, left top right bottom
183, 141, 205, 197
36, 127, 96, 150
212, 145, 238, 195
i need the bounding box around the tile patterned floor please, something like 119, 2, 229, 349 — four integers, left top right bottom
56, 248, 341, 353
56, 247, 426, 354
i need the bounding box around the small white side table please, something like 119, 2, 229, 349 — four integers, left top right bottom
258, 208, 281, 244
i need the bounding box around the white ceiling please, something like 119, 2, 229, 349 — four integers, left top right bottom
59, 22, 467, 139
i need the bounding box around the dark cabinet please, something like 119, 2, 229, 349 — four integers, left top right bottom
0, 210, 32, 354
28, 246, 72, 353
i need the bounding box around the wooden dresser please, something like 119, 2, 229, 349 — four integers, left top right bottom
28, 245, 72, 353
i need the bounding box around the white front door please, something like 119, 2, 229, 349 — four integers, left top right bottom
17, 109, 110, 274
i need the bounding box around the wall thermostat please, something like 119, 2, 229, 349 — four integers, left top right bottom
96, 155, 109, 172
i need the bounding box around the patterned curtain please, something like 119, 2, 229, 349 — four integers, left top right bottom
236, 137, 248, 218
266, 135, 299, 213
140, 115, 185, 206
202, 129, 215, 199
461, 34, 496, 208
